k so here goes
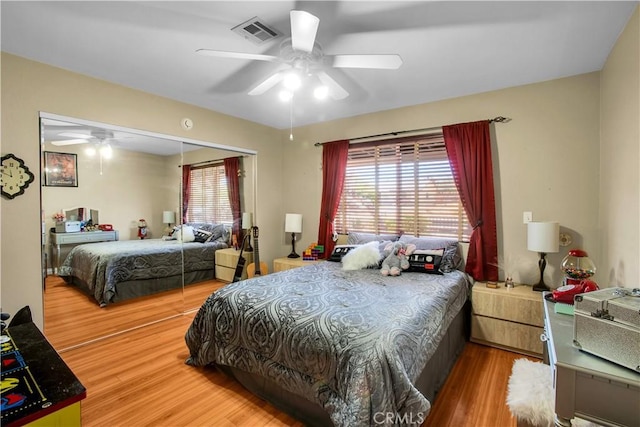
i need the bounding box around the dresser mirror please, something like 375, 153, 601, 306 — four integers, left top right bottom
40, 113, 256, 351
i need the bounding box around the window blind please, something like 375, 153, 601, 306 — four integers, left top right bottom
334, 134, 471, 241
186, 163, 233, 224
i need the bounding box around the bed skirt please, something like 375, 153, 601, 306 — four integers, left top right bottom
65, 269, 215, 306
219, 300, 470, 426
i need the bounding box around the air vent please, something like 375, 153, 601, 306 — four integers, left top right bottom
231, 16, 281, 45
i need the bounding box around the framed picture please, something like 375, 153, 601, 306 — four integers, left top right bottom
44, 152, 78, 187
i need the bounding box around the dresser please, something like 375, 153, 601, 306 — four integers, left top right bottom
471, 282, 544, 357
542, 293, 640, 426
215, 247, 253, 282
273, 257, 322, 273
50, 230, 119, 273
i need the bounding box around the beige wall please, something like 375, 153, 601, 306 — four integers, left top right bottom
2, 7, 637, 329
599, 6, 640, 288
1, 53, 282, 328
42, 144, 172, 241
282, 73, 602, 287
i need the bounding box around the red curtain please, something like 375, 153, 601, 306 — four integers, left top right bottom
317, 140, 349, 258
181, 164, 191, 224
443, 121, 498, 281
224, 157, 242, 246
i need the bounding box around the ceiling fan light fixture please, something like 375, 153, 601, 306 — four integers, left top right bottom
100, 144, 113, 159
279, 90, 294, 102
283, 72, 302, 91
85, 146, 97, 156
313, 85, 329, 100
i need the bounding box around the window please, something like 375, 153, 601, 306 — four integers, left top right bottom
186, 163, 233, 224
334, 133, 472, 241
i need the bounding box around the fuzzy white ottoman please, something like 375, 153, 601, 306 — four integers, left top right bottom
506, 358, 602, 427
507, 359, 555, 427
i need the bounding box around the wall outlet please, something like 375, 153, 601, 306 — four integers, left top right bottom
523, 211, 533, 223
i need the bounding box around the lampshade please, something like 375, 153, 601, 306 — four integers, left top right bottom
285, 213, 302, 233
242, 212, 253, 229
162, 210, 176, 224
527, 222, 559, 253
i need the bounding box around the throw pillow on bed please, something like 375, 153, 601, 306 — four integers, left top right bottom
328, 245, 358, 262
341, 241, 381, 270
176, 225, 196, 243
407, 249, 444, 274
193, 228, 213, 243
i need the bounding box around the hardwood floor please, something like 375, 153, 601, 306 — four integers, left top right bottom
57, 311, 536, 427
44, 275, 225, 350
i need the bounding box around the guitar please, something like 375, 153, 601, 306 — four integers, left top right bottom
246, 226, 268, 278
231, 234, 249, 283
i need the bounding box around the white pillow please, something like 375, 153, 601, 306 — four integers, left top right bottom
342, 241, 381, 270
177, 225, 196, 243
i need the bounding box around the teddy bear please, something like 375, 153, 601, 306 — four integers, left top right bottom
380, 242, 416, 276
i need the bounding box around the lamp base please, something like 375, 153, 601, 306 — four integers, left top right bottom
532, 282, 550, 292
287, 232, 299, 258
532, 251, 551, 292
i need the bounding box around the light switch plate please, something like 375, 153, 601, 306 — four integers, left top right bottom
523, 211, 533, 223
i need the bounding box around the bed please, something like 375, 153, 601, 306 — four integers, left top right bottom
58, 223, 229, 307
185, 240, 471, 427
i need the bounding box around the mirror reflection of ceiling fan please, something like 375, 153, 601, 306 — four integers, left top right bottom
51, 128, 134, 160
197, 10, 403, 101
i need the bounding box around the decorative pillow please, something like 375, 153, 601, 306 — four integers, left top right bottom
193, 228, 213, 243
398, 235, 460, 273
347, 232, 400, 245
328, 245, 359, 262
440, 243, 463, 273
342, 241, 381, 270
407, 249, 444, 274
176, 225, 196, 243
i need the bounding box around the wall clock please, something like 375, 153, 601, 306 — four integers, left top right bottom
1, 153, 35, 199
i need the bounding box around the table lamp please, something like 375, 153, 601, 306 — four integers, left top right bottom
527, 221, 559, 292
285, 213, 302, 258
242, 212, 253, 251
162, 210, 176, 236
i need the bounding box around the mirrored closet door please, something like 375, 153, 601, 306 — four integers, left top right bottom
40, 113, 255, 351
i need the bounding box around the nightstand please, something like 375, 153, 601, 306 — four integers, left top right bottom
273, 257, 322, 273
215, 248, 253, 282
470, 282, 544, 357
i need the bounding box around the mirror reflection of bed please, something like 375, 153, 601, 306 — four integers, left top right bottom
41, 114, 256, 351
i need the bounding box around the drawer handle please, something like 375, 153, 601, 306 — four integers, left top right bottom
540, 333, 548, 342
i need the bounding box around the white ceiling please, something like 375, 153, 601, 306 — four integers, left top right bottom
1, 1, 637, 130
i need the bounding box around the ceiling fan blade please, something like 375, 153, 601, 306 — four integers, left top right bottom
290, 10, 319, 53
51, 139, 89, 146
248, 72, 284, 96
196, 49, 280, 63
328, 54, 403, 70
317, 71, 349, 100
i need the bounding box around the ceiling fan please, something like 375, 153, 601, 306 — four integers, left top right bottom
197, 10, 403, 100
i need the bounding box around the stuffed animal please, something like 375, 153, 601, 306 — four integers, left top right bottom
381, 242, 416, 276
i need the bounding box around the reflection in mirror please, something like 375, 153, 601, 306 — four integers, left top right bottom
40, 114, 256, 351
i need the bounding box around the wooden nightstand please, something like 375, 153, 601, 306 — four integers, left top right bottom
215, 248, 253, 282
273, 257, 322, 273
470, 282, 544, 357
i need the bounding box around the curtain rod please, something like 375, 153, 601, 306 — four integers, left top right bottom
313, 116, 510, 147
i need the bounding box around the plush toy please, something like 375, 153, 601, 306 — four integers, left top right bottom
381, 242, 416, 276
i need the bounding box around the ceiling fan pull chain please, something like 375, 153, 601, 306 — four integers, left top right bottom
289, 96, 294, 141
